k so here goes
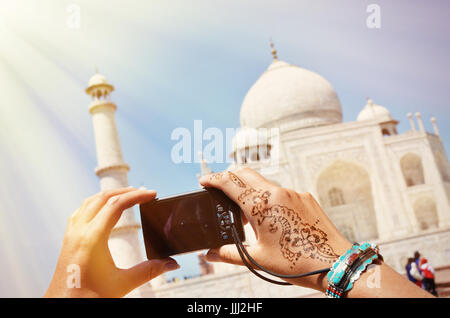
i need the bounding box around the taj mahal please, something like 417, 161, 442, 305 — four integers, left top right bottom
84, 43, 450, 297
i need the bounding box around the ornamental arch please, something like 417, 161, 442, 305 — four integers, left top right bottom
400, 153, 425, 187
316, 160, 378, 242
413, 196, 438, 230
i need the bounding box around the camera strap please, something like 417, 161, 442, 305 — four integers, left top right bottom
230, 225, 331, 286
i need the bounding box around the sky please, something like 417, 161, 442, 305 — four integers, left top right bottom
0, 0, 449, 297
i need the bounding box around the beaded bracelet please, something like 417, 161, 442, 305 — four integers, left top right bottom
326, 242, 381, 298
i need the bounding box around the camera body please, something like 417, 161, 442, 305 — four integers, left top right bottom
139, 188, 245, 259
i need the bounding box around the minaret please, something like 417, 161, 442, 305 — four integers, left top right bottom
86, 72, 153, 297
407, 113, 416, 131
196, 151, 212, 180
415, 112, 425, 132
431, 117, 440, 137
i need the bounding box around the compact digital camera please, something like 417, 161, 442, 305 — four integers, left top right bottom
139, 188, 246, 259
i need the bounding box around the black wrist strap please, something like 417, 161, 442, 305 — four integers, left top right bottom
230, 225, 331, 286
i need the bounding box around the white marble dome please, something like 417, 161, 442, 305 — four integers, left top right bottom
86, 72, 114, 95
88, 73, 109, 87
357, 99, 393, 122
240, 59, 343, 130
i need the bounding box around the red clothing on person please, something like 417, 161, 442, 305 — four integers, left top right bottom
420, 258, 435, 279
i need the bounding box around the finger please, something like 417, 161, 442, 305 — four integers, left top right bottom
199, 168, 273, 227
68, 208, 80, 225
198, 170, 246, 204
233, 167, 276, 187
206, 244, 259, 267
91, 189, 157, 234
200, 172, 251, 230
75, 187, 137, 223
120, 258, 179, 294
199, 168, 272, 200
200, 172, 241, 205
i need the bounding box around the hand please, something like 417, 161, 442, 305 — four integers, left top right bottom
44, 187, 179, 298
200, 168, 352, 291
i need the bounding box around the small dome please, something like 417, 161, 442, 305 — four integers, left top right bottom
86, 72, 114, 95
88, 73, 108, 87
232, 127, 269, 150
240, 59, 342, 130
357, 99, 393, 122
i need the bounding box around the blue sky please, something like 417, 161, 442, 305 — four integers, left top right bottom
0, 0, 449, 296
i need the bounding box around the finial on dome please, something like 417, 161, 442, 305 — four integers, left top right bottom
269, 38, 278, 61
366, 97, 376, 117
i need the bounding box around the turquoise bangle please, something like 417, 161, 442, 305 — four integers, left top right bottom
326, 242, 381, 298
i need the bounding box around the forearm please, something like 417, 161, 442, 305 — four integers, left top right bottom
312, 262, 434, 298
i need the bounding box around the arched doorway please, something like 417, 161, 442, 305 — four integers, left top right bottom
400, 153, 425, 187
413, 196, 438, 230
316, 160, 378, 242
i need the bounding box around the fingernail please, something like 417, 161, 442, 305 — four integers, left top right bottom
165, 261, 180, 271
127, 185, 134, 188
139, 186, 147, 190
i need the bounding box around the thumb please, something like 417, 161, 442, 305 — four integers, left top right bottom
206, 244, 259, 267
121, 258, 179, 292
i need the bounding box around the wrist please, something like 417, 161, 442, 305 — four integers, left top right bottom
325, 242, 383, 298
289, 238, 353, 291
44, 283, 100, 298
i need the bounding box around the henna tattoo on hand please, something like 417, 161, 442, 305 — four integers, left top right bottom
228, 171, 246, 188
241, 188, 339, 269
237, 188, 257, 203
213, 171, 339, 268
209, 172, 224, 181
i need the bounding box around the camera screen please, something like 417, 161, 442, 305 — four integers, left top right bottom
140, 189, 227, 259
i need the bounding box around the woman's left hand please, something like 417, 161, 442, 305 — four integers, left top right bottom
44, 187, 179, 298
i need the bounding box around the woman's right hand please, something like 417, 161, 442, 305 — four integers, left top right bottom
199, 168, 352, 291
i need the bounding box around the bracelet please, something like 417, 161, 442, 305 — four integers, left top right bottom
326, 242, 382, 298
